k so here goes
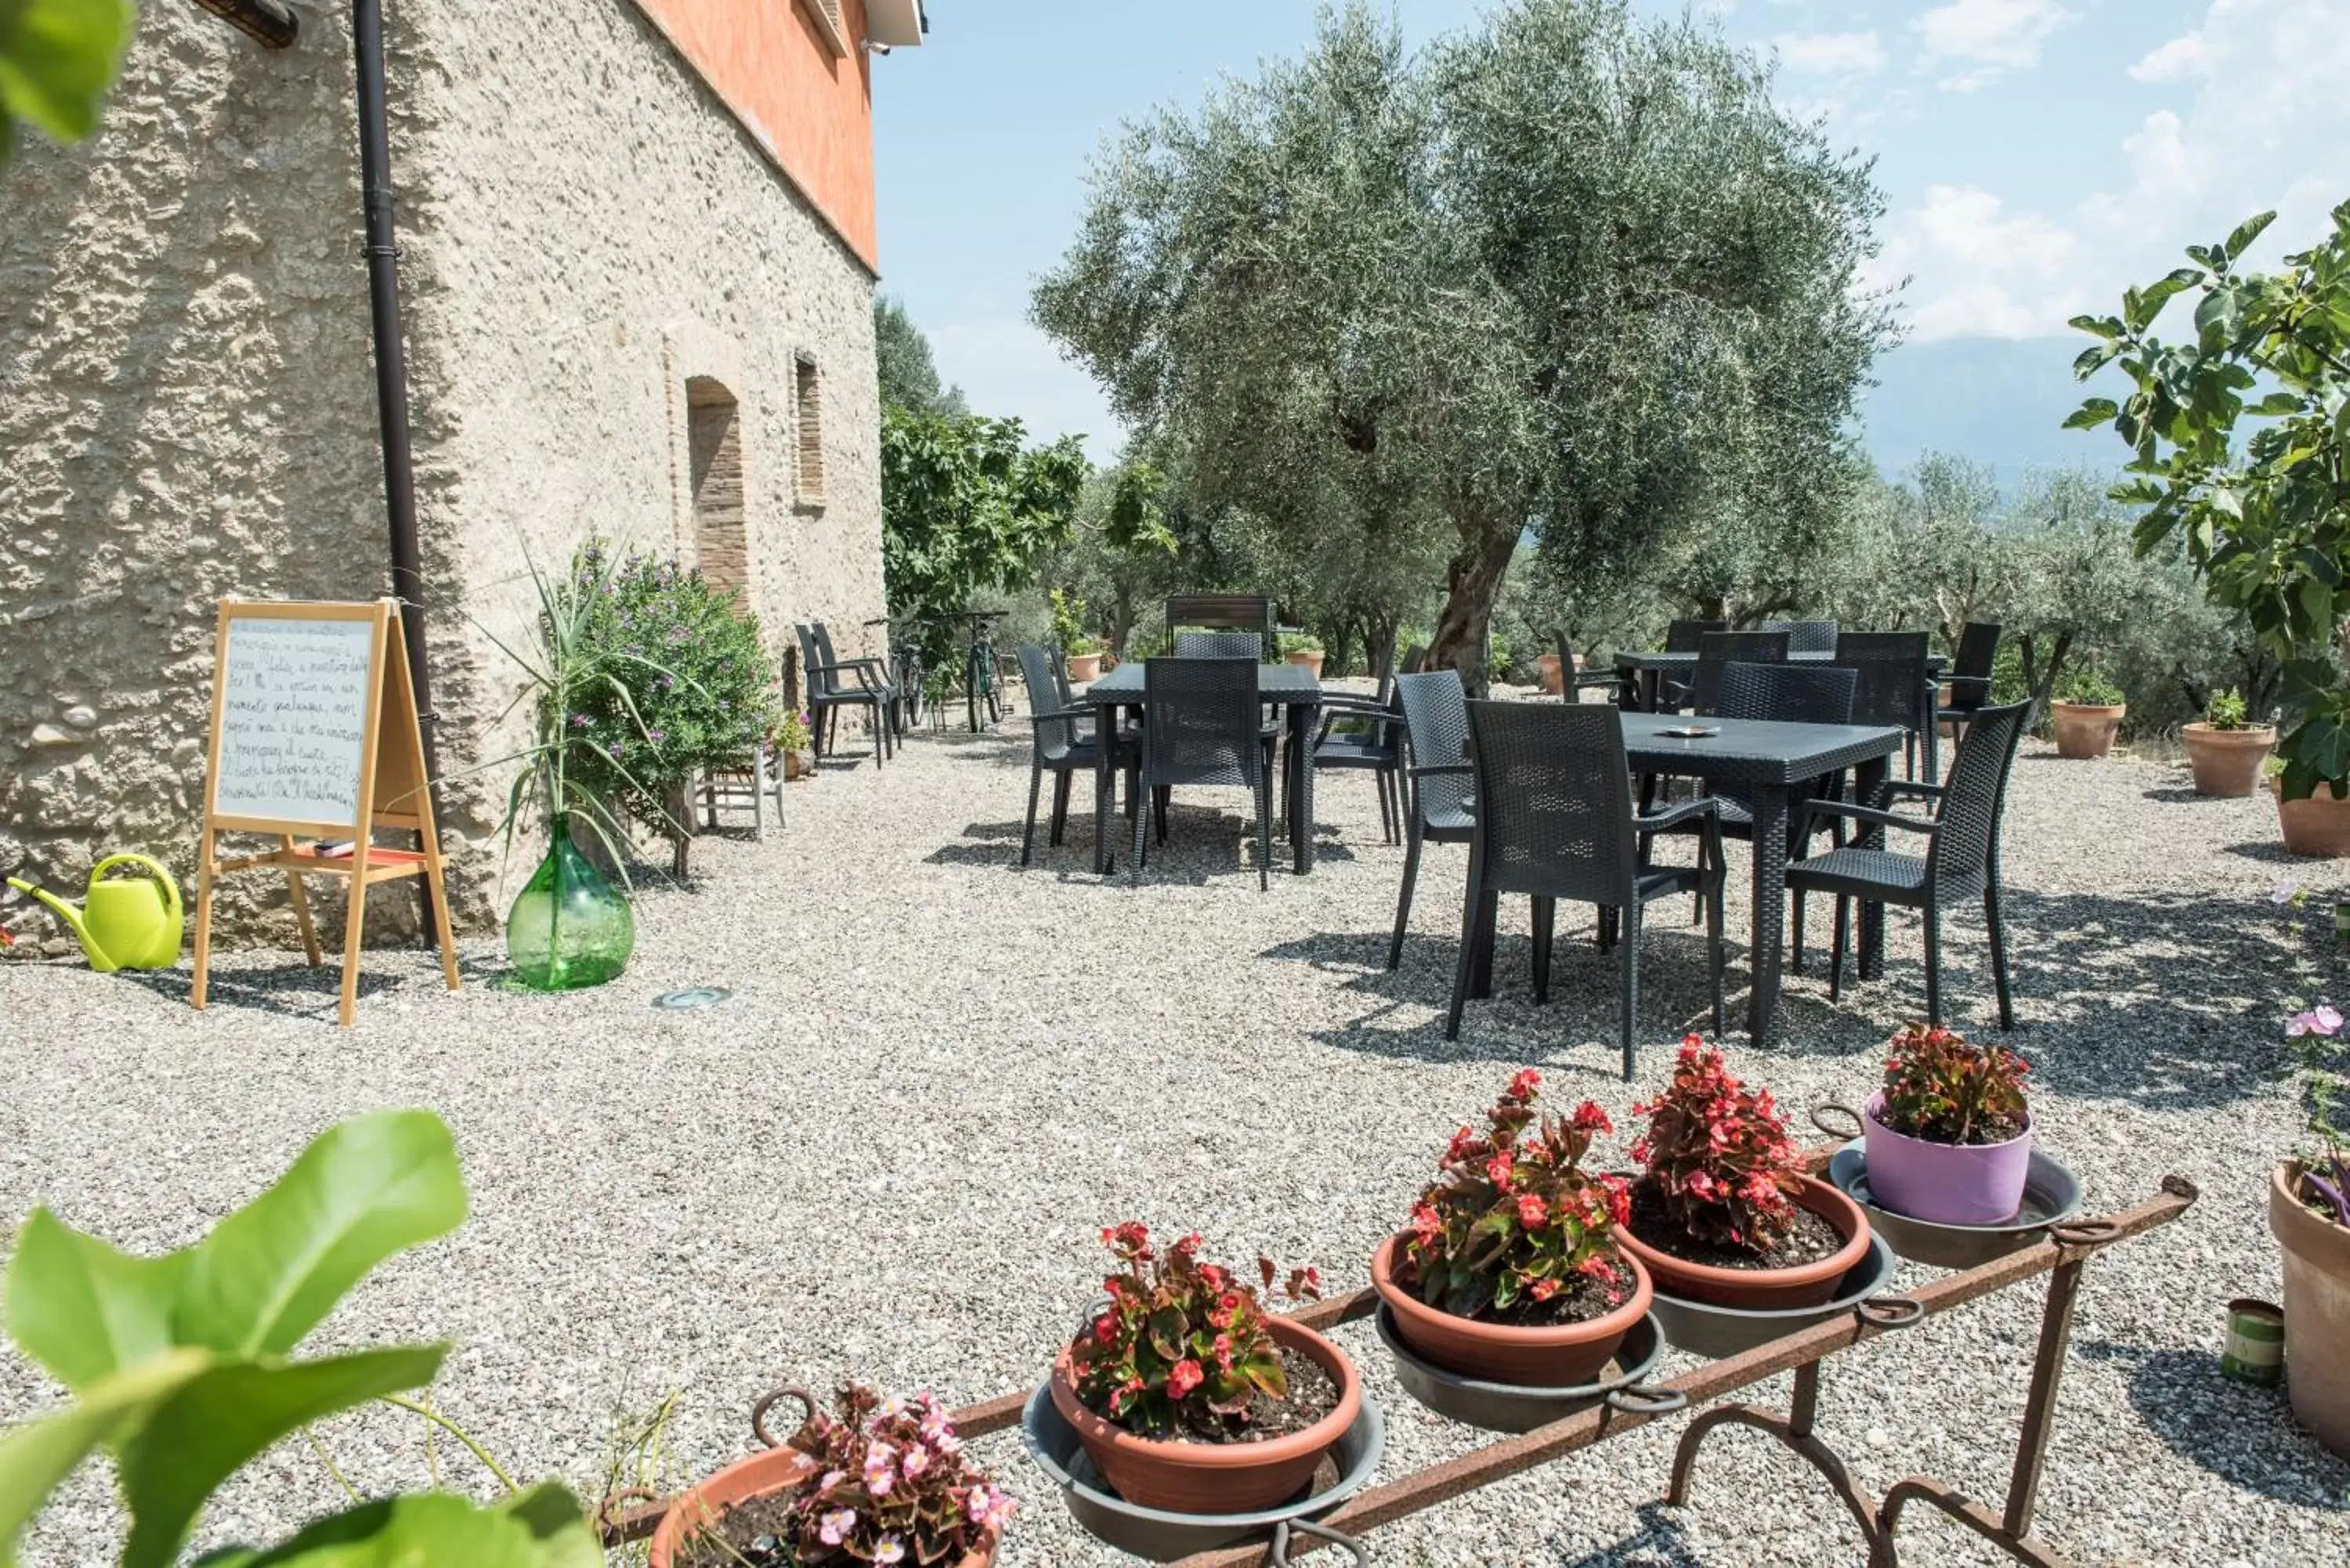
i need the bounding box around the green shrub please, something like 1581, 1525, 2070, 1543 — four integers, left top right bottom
563, 545, 780, 868
2205, 688, 2250, 731
1278, 630, 1323, 657
2055, 666, 2125, 706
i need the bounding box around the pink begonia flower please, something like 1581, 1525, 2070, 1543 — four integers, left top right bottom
2272, 878, 2301, 905
2289, 1005, 2345, 1037
820, 1470, 847, 1492
902, 1443, 931, 1479
862, 1441, 896, 1496
819, 1509, 856, 1546
874, 1536, 906, 1565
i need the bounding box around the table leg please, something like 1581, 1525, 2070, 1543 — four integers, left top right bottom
1290, 699, 1317, 875
1853, 754, 1890, 980
1747, 786, 1789, 1042
1094, 703, 1117, 876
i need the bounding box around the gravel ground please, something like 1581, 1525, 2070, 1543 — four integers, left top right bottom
3, 694, 2346, 1567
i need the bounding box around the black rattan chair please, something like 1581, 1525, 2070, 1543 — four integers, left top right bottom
1689, 630, 1791, 716
796, 623, 891, 767
1451, 700, 1726, 1079
814, 622, 902, 739
1666, 619, 1730, 652
1788, 699, 2031, 1028
1553, 631, 1625, 703
1016, 645, 1135, 865
1936, 621, 2002, 746
1390, 670, 1475, 968
1832, 630, 1934, 779
1173, 631, 1264, 659
1708, 662, 1859, 956
1132, 657, 1279, 890
1762, 620, 1840, 655
1313, 649, 1407, 844
1165, 594, 1275, 655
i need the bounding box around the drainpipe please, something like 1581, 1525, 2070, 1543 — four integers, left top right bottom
350, 0, 443, 938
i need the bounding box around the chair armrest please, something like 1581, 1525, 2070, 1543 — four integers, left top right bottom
1635, 797, 1719, 832
1798, 798, 1939, 835
1025, 706, 1095, 728
1317, 694, 1396, 717
1943, 675, 1992, 696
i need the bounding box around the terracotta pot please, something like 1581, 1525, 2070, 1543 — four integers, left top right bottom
2049, 701, 2125, 759
1047, 1315, 1361, 1513
2271, 1162, 2350, 1459
1066, 652, 1104, 684
2181, 723, 2275, 797
1860, 1093, 2032, 1227
649, 1443, 997, 1568
1370, 1232, 1651, 1386
1614, 1176, 1871, 1310
2274, 779, 2350, 857
782, 749, 808, 782
1535, 653, 1564, 695
1285, 650, 1325, 678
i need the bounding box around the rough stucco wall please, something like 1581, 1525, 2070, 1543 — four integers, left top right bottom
2, 0, 884, 950
394, 0, 884, 920
0, 7, 391, 952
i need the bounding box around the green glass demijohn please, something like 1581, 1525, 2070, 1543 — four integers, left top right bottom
504, 815, 633, 991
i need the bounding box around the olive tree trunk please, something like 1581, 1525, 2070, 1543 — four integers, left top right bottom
1426, 524, 1520, 699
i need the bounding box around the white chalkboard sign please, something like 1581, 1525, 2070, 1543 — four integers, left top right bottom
212, 616, 378, 827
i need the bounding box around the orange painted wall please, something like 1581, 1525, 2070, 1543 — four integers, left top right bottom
629, 0, 880, 270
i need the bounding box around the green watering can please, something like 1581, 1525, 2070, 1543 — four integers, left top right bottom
6, 854, 184, 972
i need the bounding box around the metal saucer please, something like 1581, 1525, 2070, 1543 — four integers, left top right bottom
1020, 1385, 1384, 1563
1374, 1306, 1673, 1433
1648, 1235, 1904, 1360
1828, 1141, 2084, 1270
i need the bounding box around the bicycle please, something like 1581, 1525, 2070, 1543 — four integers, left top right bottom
960, 609, 1011, 733
862, 616, 927, 731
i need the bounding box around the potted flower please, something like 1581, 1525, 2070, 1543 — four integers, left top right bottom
1050, 1223, 1356, 1514
1371, 1068, 1650, 1386
1051, 588, 1105, 683
2273, 759, 2350, 857
2181, 688, 2276, 797
1279, 632, 1325, 678
773, 708, 814, 782
1615, 1037, 1871, 1310
2273, 1003, 2350, 1458
2048, 667, 2127, 759
653, 1383, 1012, 1568
1859, 1024, 2033, 1226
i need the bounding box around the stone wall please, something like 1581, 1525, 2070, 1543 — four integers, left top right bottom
2, 0, 884, 951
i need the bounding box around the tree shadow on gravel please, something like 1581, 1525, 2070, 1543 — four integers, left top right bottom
1551, 1501, 1705, 1566
119, 963, 403, 1022
2079, 1340, 2350, 1511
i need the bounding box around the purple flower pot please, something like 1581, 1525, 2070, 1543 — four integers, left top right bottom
1861, 1093, 2032, 1227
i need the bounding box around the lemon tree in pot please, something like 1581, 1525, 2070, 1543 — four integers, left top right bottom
1050, 1224, 1354, 1515
2273, 1003, 2350, 1458
653, 1383, 1013, 1568
1372, 1068, 1649, 1386
1615, 1038, 1871, 1310
2182, 688, 2275, 797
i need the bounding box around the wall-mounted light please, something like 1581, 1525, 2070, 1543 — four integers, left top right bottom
862, 40, 893, 56
186, 0, 300, 49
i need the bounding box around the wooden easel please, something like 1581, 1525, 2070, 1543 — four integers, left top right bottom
192, 598, 459, 1027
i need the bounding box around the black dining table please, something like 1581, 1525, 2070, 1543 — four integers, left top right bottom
1610, 649, 1951, 713
1462, 711, 1907, 1042
1074, 663, 1325, 876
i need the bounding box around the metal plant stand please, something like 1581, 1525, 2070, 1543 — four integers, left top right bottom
598, 1172, 2197, 1568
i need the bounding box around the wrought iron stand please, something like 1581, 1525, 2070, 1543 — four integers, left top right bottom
600, 1175, 2197, 1567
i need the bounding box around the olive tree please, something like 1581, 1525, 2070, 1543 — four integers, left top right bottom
1035, 0, 1894, 692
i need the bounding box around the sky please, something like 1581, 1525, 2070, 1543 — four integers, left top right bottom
868, 0, 2350, 479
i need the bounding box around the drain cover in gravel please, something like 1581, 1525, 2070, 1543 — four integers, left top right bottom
651, 987, 732, 1010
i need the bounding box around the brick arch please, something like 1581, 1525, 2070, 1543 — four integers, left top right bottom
684, 375, 748, 602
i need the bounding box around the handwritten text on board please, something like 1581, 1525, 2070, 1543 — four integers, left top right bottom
213, 618, 374, 825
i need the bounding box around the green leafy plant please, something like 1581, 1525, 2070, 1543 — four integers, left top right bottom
1049, 587, 1101, 657
1401, 1069, 1632, 1323
1630, 1037, 1808, 1255
2204, 688, 2254, 731
557, 544, 779, 875
2285, 1003, 2348, 1228
1069, 1224, 1319, 1440
0, 0, 135, 168
770, 706, 812, 755
1878, 1023, 2030, 1148
1277, 631, 1323, 658
0, 1111, 600, 1567
2055, 665, 2124, 706
2069, 205, 2350, 800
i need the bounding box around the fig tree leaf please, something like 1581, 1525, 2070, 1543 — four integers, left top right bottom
5, 1208, 191, 1393
0, 1350, 212, 1568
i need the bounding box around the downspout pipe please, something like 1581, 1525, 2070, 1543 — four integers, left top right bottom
352, 0, 444, 935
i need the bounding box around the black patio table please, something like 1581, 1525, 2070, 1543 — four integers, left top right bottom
1076, 662, 1324, 876
1466, 710, 1907, 1042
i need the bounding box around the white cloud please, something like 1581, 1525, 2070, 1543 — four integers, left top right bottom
1878, 0, 2350, 343
1772, 31, 1886, 77
1913, 0, 2076, 91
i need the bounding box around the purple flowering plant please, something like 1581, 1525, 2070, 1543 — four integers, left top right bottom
759, 1383, 1010, 1566
2286, 1001, 2350, 1228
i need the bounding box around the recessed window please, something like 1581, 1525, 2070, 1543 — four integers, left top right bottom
685, 376, 750, 602
794, 353, 826, 507
797, 0, 849, 56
